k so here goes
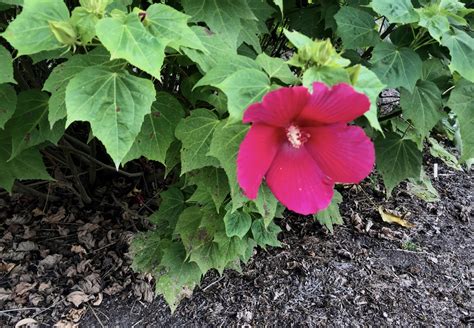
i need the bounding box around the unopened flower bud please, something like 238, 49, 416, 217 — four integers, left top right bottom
49, 20, 77, 46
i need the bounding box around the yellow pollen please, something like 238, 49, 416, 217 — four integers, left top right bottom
286, 125, 310, 148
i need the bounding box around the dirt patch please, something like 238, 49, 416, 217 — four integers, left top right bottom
1, 152, 472, 327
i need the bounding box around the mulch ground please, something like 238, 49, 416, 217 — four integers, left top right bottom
0, 149, 472, 327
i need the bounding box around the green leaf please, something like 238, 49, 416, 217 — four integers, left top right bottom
182, 26, 236, 73
188, 167, 230, 212
416, 6, 449, 42
96, 13, 166, 79
65, 66, 156, 167
370, 0, 419, 24
43, 48, 117, 128
375, 132, 422, 195
181, 0, 256, 49
283, 29, 312, 49
194, 55, 259, 88
106, 0, 131, 12
156, 241, 202, 312
0, 45, 14, 84
421, 58, 451, 89
390, 117, 424, 150
149, 187, 185, 232
253, 183, 278, 227
1, 0, 69, 55
4, 90, 63, 159
303, 66, 350, 88
314, 190, 343, 233
130, 230, 168, 273
238, 19, 262, 53
123, 92, 184, 165
416, 0, 471, 42
224, 209, 252, 239
187, 241, 220, 274
441, 28, 474, 83
428, 137, 462, 171
352, 65, 385, 132
208, 120, 249, 211
370, 42, 422, 92
334, 6, 380, 49
175, 109, 220, 174
215, 68, 271, 122
0, 135, 52, 192
211, 232, 248, 272
174, 206, 206, 252
146, 3, 205, 52
273, 0, 283, 13
0, 84, 17, 129
0, 0, 23, 5
400, 80, 444, 137
447, 79, 474, 161
285, 5, 324, 39
251, 218, 281, 248
70, 7, 99, 45
256, 53, 298, 85
407, 169, 440, 203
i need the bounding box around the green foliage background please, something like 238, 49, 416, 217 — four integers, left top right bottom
0, 0, 472, 310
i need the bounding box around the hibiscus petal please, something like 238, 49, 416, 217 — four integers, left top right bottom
297, 82, 370, 124
266, 143, 334, 215
237, 124, 282, 199
305, 124, 375, 183
243, 86, 310, 127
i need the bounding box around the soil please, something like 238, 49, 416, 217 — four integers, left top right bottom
0, 149, 472, 327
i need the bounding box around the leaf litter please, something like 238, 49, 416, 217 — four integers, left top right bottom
0, 146, 472, 326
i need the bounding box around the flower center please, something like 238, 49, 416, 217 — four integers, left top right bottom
286, 124, 310, 148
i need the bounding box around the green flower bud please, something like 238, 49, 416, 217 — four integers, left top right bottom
79, 0, 112, 15
288, 39, 350, 69
49, 20, 77, 46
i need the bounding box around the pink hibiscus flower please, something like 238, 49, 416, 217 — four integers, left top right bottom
237, 82, 375, 215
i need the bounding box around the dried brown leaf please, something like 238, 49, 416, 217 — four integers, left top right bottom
66, 307, 87, 323
0, 287, 12, 301
16, 241, 38, 252
39, 254, 63, 270
54, 320, 79, 328
14, 282, 37, 296
38, 282, 51, 292
70, 245, 87, 255
0, 262, 15, 273
378, 206, 415, 228
80, 273, 101, 295
66, 291, 93, 307
14, 318, 38, 328
92, 292, 103, 306
43, 207, 66, 224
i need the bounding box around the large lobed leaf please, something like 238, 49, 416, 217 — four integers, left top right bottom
447, 79, 474, 161
65, 66, 156, 167
334, 6, 380, 49
0, 84, 17, 129
370, 42, 422, 92
182, 0, 256, 50
208, 120, 249, 211
2, 0, 69, 55
0, 45, 15, 84
375, 132, 422, 195
175, 109, 220, 174
400, 80, 444, 138
43, 47, 118, 127
96, 13, 166, 79
4, 90, 63, 159
123, 92, 184, 165
0, 134, 52, 192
